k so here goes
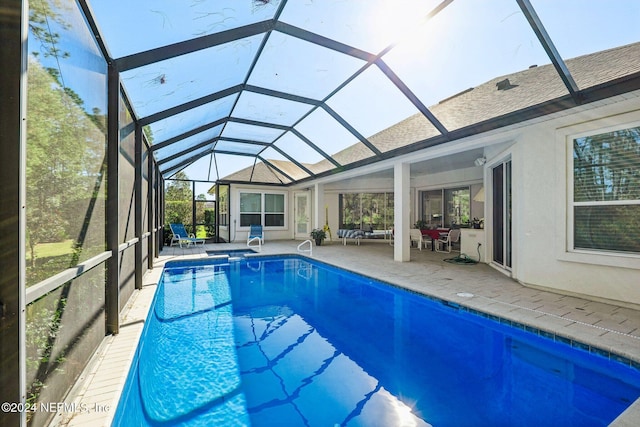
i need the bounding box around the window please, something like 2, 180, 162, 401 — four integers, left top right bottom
338, 193, 394, 230
421, 190, 443, 227
240, 192, 285, 227
571, 125, 640, 254
265, 193, 285, 226
419, 186, 473, 228
240, 193, 261, 227
340, 193, 361, 228
444, 187, 471, 227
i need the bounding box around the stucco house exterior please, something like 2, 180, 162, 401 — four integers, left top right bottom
219, 42, 640, 308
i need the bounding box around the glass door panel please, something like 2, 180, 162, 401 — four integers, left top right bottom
492, 165, 504, 265
492, 161, 512, 269
421, 190, 442, 227
216, 184, 230, 243
294, 192, 310, 239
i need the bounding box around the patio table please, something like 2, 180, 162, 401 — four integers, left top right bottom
421, 228, 450, 251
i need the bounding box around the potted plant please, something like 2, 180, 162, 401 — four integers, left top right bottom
414, 220, 429, 230
310, 228, 327, 246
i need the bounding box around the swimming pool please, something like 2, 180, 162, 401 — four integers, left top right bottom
113, 256, 640, 426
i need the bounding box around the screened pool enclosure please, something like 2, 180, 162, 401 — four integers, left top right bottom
1, 0, 640, 426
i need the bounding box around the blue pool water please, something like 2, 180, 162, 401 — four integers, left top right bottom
113, 256, 640, 426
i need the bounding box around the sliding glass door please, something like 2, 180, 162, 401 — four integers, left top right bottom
492, 160, 512, 268
421, 190, 443, 227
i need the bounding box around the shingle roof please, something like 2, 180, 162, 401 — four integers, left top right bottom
221, 42, 640, 184
222, 158, 313, 183
428, 42, 640, 131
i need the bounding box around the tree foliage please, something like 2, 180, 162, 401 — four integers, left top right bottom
25, 2, 107, 418
165, 172, 193, 226
574, 127, 640, 202
26, 60, 106, 272
29, 0, 70, 60
340, 193, 394, 230
573, 127, 640, 252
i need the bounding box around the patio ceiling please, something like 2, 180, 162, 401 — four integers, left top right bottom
85, 0, 640, 185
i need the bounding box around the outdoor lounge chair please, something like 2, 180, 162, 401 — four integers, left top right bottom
337, 229, 365, 245
247, 224, 264, 244
169, 223, 206, 248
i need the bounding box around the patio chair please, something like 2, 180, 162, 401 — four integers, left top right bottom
169, 223, 206, 248
409, 228, 429, 251
435, 229, 461, 253
247, 224, 264, 245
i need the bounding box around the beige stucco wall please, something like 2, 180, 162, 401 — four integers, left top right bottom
507, 95, 640, 308
229, 185, 293, 242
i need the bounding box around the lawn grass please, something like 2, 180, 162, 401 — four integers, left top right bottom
195, 226, 208, 239
27, 239, 74, 260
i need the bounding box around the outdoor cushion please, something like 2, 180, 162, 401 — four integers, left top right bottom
337, 229, 366, 246
337, 229, 365, 239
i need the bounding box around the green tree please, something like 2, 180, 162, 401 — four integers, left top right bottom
574, 128, 640, 202
29, 0, 70, 60
165, 172, 193, 227
26, 59, 106, 271
573, 127, 640, 252
340, 194, 360, 228
142, 125, 154, 144
195, 193, 207, 223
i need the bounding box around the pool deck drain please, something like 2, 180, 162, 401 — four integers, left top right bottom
456, 292, 475, 298
58, 240, 640, 426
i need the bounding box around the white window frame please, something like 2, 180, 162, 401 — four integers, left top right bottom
555, 112, 640, 269
239, 191, 287, 229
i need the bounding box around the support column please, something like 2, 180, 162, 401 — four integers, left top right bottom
105, 64, 120, 334
134, 124, 142, 290
0, 1, 27, 424
147, 143, 154, 269
313, 183, 325, 230
214, 183, 220, 243
394, 162, 410, 262
191, 181, 197, 234
157, 173, 164, 254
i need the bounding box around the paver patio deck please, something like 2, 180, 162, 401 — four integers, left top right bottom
57, 239, 640, 426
